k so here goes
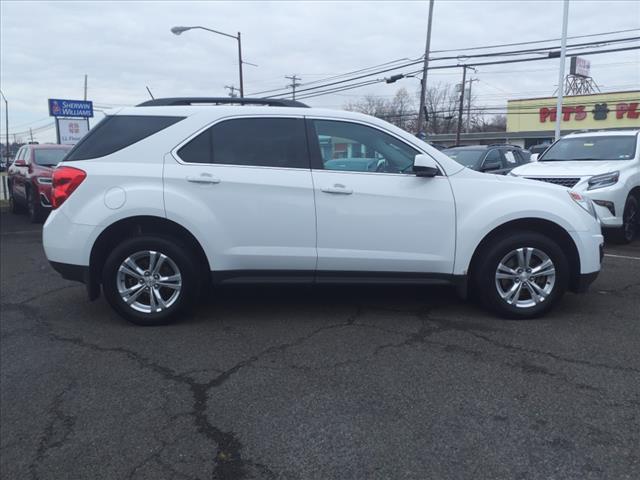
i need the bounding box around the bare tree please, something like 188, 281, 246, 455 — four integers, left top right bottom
344, 83, 486, 136
471, 114, 507, 132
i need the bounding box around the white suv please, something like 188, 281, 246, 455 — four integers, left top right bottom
511, 130, 640, 243
43, 97, 603, 325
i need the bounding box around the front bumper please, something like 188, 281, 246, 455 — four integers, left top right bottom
573, 271, 600, 293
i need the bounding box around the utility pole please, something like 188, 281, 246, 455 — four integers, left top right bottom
237, 32, 244, 97
455, 65, 468, 146
0, 91, 8, 163
417, 0, 435, 138
29, 128, 34, 143
225, 85, 239, 98
466, 76, 478, 132
84, 74, 88, 101
555, 0, 570, 141
285, 75, 302, 100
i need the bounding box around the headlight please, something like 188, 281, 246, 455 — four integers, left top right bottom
569, 191, 597, 219
36, 177, 52, 185
588, 171, 619, 190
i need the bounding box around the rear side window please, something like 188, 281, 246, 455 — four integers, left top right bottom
65, 115, 184, 161
178, 117, 308, 168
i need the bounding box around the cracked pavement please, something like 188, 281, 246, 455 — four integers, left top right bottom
1, 211, 639, 479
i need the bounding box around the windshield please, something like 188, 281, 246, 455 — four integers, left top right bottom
540, 136, 637, 161
34, 148, 71, 166
443, 148, 484, 168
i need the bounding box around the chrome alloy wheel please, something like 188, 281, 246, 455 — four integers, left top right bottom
495, 247, 556, 309
116, 250, 182, 314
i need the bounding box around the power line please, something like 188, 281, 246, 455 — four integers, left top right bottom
295, 44, 640, 102
429, 27, 640, 53
266, 38, 639, 99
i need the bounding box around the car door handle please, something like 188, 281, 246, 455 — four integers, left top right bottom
186, 174, 221, 184
321, 184, 353, 195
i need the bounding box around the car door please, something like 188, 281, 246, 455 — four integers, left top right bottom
307, 118, 456, 276
164, 116, 317, 276
11, 147, 28, 201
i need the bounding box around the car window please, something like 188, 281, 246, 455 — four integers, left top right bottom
65, 115, 184, 161
442, 148, 485, 168
178, 117, 308, 168
540, 135, 637, 161
34, 149, 71, 166
503, 150, 517, 166
16, 148, 27, 163
482, 149, 504, 169
309, 120, 418, 173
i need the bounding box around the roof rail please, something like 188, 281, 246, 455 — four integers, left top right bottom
136, 97, 309, 108
488, 143, 522, 148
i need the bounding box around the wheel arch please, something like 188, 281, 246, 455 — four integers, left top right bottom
467, 217, 581, 293
88, 215, 211, 300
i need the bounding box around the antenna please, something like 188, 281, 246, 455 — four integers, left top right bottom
146, 86, 155, 100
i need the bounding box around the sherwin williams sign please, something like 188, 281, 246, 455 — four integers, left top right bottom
48, 98, 94, 118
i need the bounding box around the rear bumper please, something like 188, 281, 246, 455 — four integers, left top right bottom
49, 261, 100, 300
49, 261, 88, 283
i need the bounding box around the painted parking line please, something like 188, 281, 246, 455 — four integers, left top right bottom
604, 253, 640, 261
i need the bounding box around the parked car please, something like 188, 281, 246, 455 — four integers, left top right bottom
7, 143, 72, 222
43, 97, 603, 325
511, 130, 640, 243
529, 143, 553, 158
442, 144, 530, 175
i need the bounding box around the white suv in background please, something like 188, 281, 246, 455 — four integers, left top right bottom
511, 130, 640, 243
43, 98, 603, 325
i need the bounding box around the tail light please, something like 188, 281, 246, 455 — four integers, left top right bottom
51, 166, 86, 209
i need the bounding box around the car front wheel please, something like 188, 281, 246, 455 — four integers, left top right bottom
474, 232, 569, 319
102, 236, 200, 326
610, 195, 638, 244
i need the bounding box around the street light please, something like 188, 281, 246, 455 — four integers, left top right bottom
171, 25, 250, 98
0, 90, 8, 164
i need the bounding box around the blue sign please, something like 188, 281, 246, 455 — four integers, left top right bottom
48, 98, 93, 118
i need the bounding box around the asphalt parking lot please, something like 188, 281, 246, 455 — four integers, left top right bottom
1, 210, 639, 480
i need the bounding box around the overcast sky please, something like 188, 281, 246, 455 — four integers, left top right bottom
1, 0, 639, 143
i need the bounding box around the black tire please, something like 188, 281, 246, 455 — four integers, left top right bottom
473, 231, 569, 319
9, 186, 22, 214
26, 189, 44, 223
609, 196, 638, 244
101, 236, 200, 326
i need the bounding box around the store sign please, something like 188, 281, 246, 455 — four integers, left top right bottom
58, 118, 89, 145
570, 57, 590, 78
48, 98, 94, 118
539, 102, 639, 123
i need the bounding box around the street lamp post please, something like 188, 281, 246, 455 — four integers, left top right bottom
0, 91, 8, 163
171, 26, 246, 98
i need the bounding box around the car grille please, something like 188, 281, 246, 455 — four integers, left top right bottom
525, 177, 581, 188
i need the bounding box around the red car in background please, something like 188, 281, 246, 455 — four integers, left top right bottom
8, 144, 72, 222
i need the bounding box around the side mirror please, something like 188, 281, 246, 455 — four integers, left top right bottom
14, 159, 26, 167
530, 153, 539, 162
413, 154, 439, 177
480, 161, 501, 172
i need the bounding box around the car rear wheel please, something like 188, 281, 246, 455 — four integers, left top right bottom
9, 186, 22, 214
102, 236, 200, 326
610, 195, 638, 244
473, 232, 569, 319
26, 190, 44, 223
